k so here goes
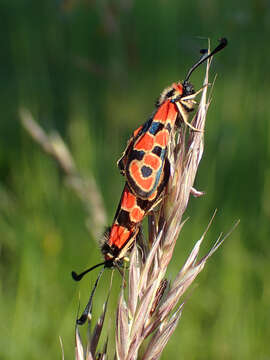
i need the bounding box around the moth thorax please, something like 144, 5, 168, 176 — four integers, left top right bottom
157, 82, 184, 106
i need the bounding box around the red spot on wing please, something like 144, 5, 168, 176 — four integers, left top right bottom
108, 224, 131, 248
153, 101, 177, 127
154, 102, 170, 124
155, 130, 169, 148
134, 132, 154, 151
130, 206, 145, 222
130, 160, 154, 191
122, 187, 136, 210
168, 102, 178, 118
155, 100, 178, 126
144, 154, 161, 171
126, 101, 177, 198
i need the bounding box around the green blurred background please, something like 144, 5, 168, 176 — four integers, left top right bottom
1, 0, 269, 359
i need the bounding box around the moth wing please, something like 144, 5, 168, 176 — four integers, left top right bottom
117, 119, 152, 175
125, 102, 177, 199
125, 146, 167, 199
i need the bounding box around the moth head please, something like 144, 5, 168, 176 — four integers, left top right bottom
156, 38, 228, 110
182, 81, 195, 96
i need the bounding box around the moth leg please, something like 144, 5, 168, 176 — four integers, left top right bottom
190, 186, 205, 197
181, 83, 210, 101
146, 196, 164, 214
175, 101, 203, 132
176, 84, 210, 132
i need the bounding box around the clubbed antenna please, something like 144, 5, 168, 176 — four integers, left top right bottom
76, 267, 105, 325
71, 261, 107, 281
184, 37, 228, 83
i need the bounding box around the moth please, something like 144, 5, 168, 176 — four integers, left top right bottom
118, 38, 227, 201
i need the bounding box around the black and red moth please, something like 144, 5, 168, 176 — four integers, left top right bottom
72, 38, 228, 282
118, 38, 227, 201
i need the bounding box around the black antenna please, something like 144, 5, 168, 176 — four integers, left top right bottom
71, 261, 107, 281
184, 38, 228, 83
76, 267, 105, 325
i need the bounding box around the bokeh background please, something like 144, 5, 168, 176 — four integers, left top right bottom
1, 0, 269, 359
